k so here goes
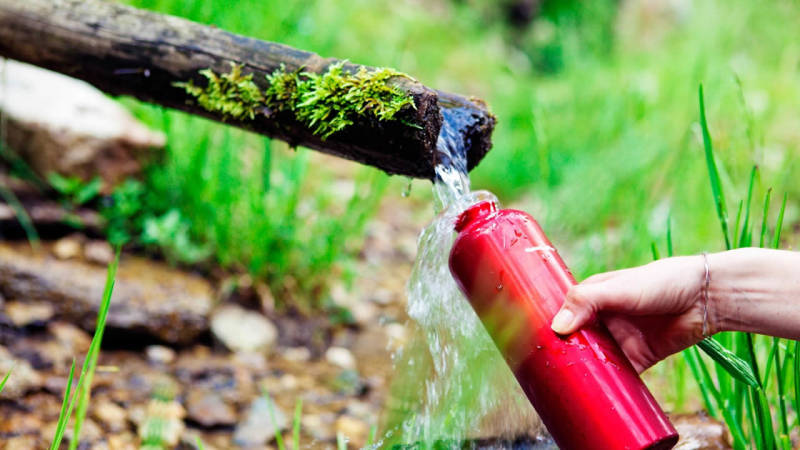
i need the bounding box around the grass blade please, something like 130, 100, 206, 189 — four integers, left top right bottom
0, 365, 12, 394
650, 241, 660, 260
759, 188, 772, 248
773, 338, 790, 447
68, 248, 120, 450
666, 214, 673, 257
737, 166, 757, 248
697, 338, 760, 388
772, 192, 787, 249
264, 392, 286, 450
699, 84, 731, 249
0, 183, 40, 249
50, 360, 77, 450
794, 341, 800, 428
684, 347, 719, 416
293, 398, 302, 450
337, 431, 348, 450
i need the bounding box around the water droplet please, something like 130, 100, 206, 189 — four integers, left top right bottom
401, 178, 413, 197
536, 345, 543, 350
496, 284, 503, 291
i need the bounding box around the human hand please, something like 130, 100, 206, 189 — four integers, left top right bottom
551, 255, 708, 373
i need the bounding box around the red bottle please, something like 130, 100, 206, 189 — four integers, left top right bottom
449, 200, 678, 450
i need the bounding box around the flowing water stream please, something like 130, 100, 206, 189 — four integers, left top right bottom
377, 110, 555, 448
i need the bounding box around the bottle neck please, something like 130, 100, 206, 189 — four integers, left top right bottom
454, 200, 497, 232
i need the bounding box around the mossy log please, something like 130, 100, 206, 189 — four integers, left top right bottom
0, 0, 496, 179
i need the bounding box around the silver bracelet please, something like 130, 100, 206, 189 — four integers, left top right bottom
701, 252, 710, 338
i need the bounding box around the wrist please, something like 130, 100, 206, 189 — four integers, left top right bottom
704, 248, 800, 336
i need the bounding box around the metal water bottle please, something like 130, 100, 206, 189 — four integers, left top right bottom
449, 200, 679, 450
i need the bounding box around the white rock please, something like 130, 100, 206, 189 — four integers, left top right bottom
0, 60, 165, 189
53, 236, 82, 260
325, 346, 356, 370
210, 305, 277, 354
145, 345, 176, 365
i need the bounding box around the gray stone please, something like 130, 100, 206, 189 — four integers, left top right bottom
233, 396, 288, 447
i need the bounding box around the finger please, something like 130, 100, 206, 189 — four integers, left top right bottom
551, 281, 638, 334
602, 314, 657, 373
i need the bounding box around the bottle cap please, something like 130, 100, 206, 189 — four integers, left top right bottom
454, 200, 497, 232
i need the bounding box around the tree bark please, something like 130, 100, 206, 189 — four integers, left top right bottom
0, 0, 495, 179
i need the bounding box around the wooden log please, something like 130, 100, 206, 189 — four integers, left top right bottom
0, 0, 496, 179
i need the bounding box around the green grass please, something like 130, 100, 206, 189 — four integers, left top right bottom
50, 250, 119, 449
650, 87, 796, 449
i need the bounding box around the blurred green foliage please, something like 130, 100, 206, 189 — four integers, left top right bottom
115, 0, 799, 304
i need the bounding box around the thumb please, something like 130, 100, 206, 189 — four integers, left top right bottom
551, 282, 615, 335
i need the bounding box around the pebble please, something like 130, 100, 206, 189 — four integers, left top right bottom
210, 305, 278, 354
145, 345, 176, 366
53, 236, 82, 260
325, 346, 356, 370
92, 399, 128, 432
302, 413, 336, 442
233, 396, 288, 447
283, 346, 311, 362
3, 300, 54, 327
48, 321, 91, 352
335, 415, 370, 448
84, 240, 114, 265
185, 390, 238, 427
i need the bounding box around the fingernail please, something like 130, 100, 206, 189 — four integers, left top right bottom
551, 308, 575, 334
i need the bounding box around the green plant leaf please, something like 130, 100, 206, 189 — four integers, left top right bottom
697, 338, 760, 388
698, 84, 731, 250
50, 359, 77, 450
772, 192, 788, 249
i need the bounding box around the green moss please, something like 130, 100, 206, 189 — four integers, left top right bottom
177, 62, 416, 139
175, 63, 264, 120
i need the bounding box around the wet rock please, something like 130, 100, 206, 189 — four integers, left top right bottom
233, 396, 288, 447
0, 60, 165, 191
185, 390, 238, 428
84, 240, 114, 266
2, 300, 54, 326
325, 346, 356, 370
335, 415, 369, 448
53, 235, 83, 260
0, 244, 213, 344
673, 413, 731, 449
146, 345, 176, 366
210, 305, 277, 354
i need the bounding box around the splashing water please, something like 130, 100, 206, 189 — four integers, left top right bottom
378, 110, 551, 448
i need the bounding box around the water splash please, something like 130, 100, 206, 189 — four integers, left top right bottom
379, 110, 549, 448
